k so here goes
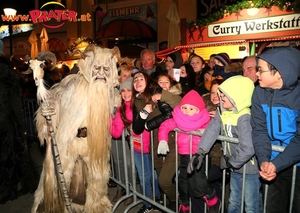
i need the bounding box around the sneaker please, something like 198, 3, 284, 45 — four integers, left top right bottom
203, 196, 221, 213
155, 197, 164, 205
137, 205, 153, 213
152, 206, 160, 212
152, 199, 162, 212
178, 204, 190, 213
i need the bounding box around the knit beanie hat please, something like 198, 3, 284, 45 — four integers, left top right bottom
119, 77, 133, 91
180, 90, 205, 112
167, 51, 183, 69
215, 53, 231, 66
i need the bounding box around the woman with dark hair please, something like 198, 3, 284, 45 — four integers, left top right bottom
194, 65, 214, 96
179, 63, 196, 97
132, 71, 182, 212
131, 71, 163, 213
189, 54, 206, 85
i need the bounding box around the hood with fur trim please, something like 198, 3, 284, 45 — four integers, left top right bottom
168, 82, 182, 96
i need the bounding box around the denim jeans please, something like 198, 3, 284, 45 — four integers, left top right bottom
228, 172, 261, 213
134, 151, 161, 207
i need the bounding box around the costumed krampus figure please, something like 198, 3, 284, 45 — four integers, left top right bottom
31, 45, 120, 213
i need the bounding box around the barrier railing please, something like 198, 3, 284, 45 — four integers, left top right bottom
23, 99, 297, 213
110, 128, 297, 213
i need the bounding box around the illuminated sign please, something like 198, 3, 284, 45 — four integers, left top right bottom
0, 24, 34, 39
208, 14, 300, 37
1, 1, 91, 29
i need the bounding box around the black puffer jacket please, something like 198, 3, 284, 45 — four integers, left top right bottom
145, 101, 173, 131
132, 83, 182, 134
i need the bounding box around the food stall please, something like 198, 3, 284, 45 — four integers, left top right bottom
156, 4, 300, 61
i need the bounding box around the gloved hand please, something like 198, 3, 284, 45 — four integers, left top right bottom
220, 155, 233, 170
187, 148, 206, 174
157, 140, 169, 155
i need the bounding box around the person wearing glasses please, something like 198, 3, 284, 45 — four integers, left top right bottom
251, 47, 300, 213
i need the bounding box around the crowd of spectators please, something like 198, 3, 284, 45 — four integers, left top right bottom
3, 46, 300, 213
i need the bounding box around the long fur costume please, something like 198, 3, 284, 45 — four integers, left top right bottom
32, 46, 120, 213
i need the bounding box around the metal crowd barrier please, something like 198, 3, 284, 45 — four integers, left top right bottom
22, 99, 297, 213
110, 128, 297, 213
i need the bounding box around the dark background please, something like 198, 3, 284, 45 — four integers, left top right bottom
1, 1, 35, 16
197, 0, 241, 18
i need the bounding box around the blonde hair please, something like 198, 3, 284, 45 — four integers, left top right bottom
118, 65, 133, 83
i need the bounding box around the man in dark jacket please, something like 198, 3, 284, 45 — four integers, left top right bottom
251, 47, 300, 213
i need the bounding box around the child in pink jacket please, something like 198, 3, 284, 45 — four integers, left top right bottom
157, 89, 211, 212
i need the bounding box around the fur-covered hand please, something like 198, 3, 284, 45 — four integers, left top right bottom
187, 148, 206, 174
157, 140, 169, 155
41, 101, 55, 117
220, 155, 233, 170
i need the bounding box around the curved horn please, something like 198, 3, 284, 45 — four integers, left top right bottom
70, 48, 89, 59
22, 68, 33, 74
83, 44, 96, 53
111, 46, 121, 62
67, 49, 73, 57
36, 51, 57, 70
25, 55, 31, 62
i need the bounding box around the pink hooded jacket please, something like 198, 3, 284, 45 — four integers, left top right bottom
158, 90, 210, 155
110, 101, 151, 153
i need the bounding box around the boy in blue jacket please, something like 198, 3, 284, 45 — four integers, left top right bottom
251, 47, 300, 212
